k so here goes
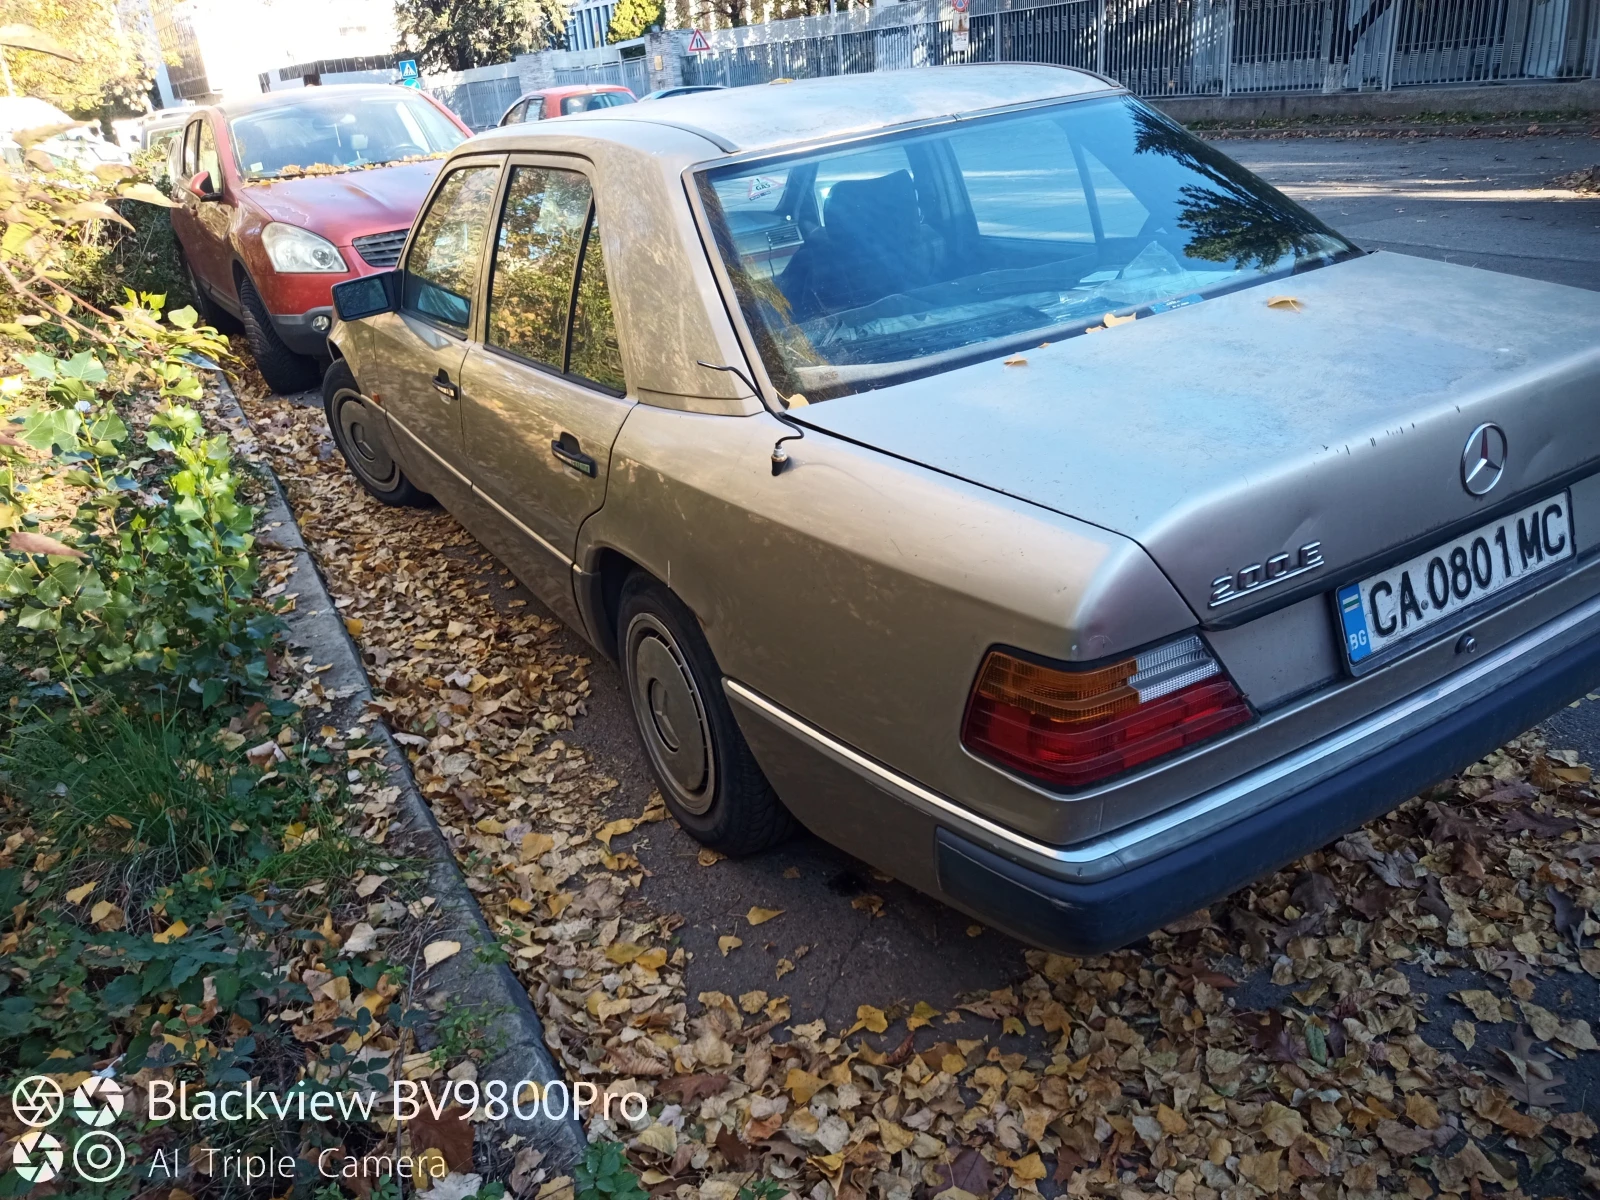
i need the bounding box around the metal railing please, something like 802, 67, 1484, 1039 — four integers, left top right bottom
680, 0, 1600, 96
552, 56, 652, 94
425, 63, 525, 130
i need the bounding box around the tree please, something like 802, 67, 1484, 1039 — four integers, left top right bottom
0, 2, 153, 118
607, 0, 661, 43
394, 0, 565, 72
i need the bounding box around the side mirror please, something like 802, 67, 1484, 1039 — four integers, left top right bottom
331, 270, 399, 322
187, 170, 219, 201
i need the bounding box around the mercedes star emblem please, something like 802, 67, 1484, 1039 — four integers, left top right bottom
1461, 422, 1508, 497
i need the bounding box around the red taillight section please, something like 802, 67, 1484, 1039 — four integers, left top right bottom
961, 636, 1252, 788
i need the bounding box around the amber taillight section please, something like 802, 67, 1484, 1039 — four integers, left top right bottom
960, 636, 1252, 788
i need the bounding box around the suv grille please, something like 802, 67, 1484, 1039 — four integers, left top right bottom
352, 229, 408, 268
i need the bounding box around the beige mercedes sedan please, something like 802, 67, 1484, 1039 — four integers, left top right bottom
322, 66, 1600, 952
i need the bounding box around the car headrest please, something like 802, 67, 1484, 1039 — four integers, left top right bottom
822, 169, 920, 242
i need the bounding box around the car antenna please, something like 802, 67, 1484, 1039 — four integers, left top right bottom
696, 360, 805, 476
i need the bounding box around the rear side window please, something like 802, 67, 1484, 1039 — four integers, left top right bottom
502, 100, 528, 126
560, 91, 634, 115
403, 165, 502, 331
486, 165, 625, 392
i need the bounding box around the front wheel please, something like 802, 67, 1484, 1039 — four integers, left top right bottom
322, 359, 432, 507
617, 574, 795, 855
238, 275, 319, 395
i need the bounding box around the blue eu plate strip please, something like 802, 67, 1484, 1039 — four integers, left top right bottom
1338, 583, 1372, 663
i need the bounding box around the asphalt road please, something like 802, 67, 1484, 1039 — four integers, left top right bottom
1218, 133, 1600, 291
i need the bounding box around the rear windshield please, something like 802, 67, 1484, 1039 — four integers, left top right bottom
561, 91, 635, 115
697, 95, 1354, 402
230, 94, 466, 180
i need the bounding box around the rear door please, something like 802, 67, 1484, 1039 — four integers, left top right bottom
365, 155, 503, 508
459, 158, 633, 603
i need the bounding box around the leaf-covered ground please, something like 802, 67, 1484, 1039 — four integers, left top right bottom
238, 385, 1600, 1200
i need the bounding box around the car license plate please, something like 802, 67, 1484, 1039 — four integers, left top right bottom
1338, 492, 1573, 666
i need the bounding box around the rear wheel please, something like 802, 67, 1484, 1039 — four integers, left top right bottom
617, 573, 795, 855
238, 274, 319, 395
322, 359, 432, 507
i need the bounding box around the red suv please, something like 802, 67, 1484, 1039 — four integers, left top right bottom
170, 84, 471, 392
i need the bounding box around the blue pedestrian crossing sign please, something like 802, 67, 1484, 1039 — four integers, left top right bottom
397, 59, 421, 88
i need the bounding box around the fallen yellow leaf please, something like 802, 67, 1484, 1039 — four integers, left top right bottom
64, 881, 97, 905
520, 832, 555, 861
605, 942, 648, 964
344, 617, 364, 636
906, 1001, 940, 1030
849, 1004, 888, 1035
697, 848, 724, 867
746, 906, 784, 926
718, 935, 742, 956
1266, 295, 1304, 312
596, 818, 638, 848
1103, 310, 1137, 327
1003, 355, 1028, 367
423, 940, 461, 968
152, 920, 189, 944
785, 1067, 824, 1104
1011, 1152, 1047, 1183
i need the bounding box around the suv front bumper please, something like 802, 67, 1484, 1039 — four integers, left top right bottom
728, 585, 1600, 953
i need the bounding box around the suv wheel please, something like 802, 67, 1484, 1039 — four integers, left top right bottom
322, 360, 431, 507
238, 275, 319, 395
617, 573, 795, 855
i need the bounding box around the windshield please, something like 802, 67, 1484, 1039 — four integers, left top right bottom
230, 93, 466, 180
698, 95, 1355, 401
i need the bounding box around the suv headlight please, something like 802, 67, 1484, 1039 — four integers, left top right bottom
261, 222, 348, 273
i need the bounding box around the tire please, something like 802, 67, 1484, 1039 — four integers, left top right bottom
237, 274, 319, 395
322, 359, 432, 507
179, 249, 235, 330
617, 573, 795, 855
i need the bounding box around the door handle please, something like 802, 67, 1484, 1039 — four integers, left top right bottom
432, 368, 458, 400
550, 432, 597, 477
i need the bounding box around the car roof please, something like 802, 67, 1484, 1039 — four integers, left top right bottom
522, 85, 631, 99
475, 64, 1115, 155
207, 83, 431, 118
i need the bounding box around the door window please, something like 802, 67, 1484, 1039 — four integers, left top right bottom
403, 164, 502, 332
181, 121, 200, 177
486, 165, 625, 392
567, 210, 624, 392
197, 118, 221, 183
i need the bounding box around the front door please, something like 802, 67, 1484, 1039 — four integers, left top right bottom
365, 157, 503, 508
459, 160, 634, 614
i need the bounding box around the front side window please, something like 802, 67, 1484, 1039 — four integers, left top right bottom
229, 94, 466, 180
698, 95, 1354, 402
486, 165, 626, 392
403, 165, 501, 331
197, 118, 220, 182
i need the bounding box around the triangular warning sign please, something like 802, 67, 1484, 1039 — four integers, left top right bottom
686, 28, 710, 51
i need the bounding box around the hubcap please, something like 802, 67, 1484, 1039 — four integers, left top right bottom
627, 614, 713, 812
334, 389, 397, 489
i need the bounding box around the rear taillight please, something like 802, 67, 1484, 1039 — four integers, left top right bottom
961, 635, 1252, 788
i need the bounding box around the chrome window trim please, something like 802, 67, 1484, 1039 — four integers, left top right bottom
725, 582, 1600, 881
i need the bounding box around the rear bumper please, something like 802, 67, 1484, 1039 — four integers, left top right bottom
728, 585, 1600, 954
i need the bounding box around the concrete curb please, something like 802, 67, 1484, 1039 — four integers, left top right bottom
211, 373, 589, 1176
1195, 119, 1600, 139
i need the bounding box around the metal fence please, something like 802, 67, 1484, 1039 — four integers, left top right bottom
682, 0, 1600, 95
552, 56, 652, 94
426, 65, 525, 130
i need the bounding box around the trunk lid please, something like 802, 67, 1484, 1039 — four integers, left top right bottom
795, 252, 1600, 624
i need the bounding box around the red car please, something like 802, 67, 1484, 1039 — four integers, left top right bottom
169, 84, 471, 392
497, 85, 635, 126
